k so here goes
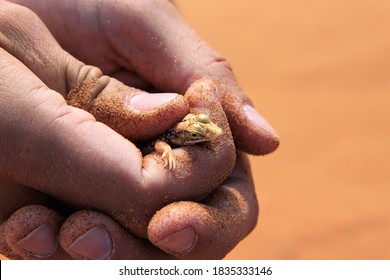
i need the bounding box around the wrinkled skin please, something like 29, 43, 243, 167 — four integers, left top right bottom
0, 0, 278, 259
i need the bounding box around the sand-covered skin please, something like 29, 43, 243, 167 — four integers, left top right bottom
142, 79, 236, 200
1, 205, 65, 260
0, 79, 239, 259
220, 86, 280, 155
144, 79, 235, 195
67, 76, 189, 142
59, 210, 169, 260
65, 78, 236, 238
123, 79, 236, 237
148, 152, 257, 259
0, 77, 253, 259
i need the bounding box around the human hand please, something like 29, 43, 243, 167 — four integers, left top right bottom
0, 0, 234, 239
0, 0, 278, 259
9, 0, 279, 154
1, 152, 256, 260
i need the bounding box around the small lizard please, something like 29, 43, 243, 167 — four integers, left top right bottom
143, 113, 222, 170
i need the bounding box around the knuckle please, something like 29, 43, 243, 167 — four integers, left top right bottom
0, 2, 39, 35
0, 2, 43, 57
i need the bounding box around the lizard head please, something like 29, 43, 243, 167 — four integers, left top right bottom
169, 113, 222, 146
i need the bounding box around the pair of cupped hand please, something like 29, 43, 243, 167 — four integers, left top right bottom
0, 0, 279, 259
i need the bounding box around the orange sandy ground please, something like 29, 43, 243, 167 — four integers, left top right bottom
175, 0, 389, 259
1, 0, 389, 260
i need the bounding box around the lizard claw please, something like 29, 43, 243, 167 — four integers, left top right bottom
155, 140, 176, 170
161, 148, 176, 170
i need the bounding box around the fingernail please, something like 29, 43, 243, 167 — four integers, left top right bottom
155, 226, 197, 253
69, 225, 113, 260
131, 93, 178, 111
243, 104, 279, 137
15, 223, 57, 258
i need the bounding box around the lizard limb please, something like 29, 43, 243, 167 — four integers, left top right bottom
154, 139, 176, 170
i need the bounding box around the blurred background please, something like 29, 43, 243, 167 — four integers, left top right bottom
175, 0, 390, 259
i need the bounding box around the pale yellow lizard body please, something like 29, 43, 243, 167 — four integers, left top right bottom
147, 113, 222, 170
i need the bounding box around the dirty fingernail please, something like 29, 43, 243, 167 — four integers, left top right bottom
69, 225, 113, 260
243, 104, 279, 137
131, 93, 178, 111
15, 223, 57, 258
155, 226, 197, 253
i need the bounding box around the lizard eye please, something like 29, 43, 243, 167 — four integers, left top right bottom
191, 133, 198, 137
